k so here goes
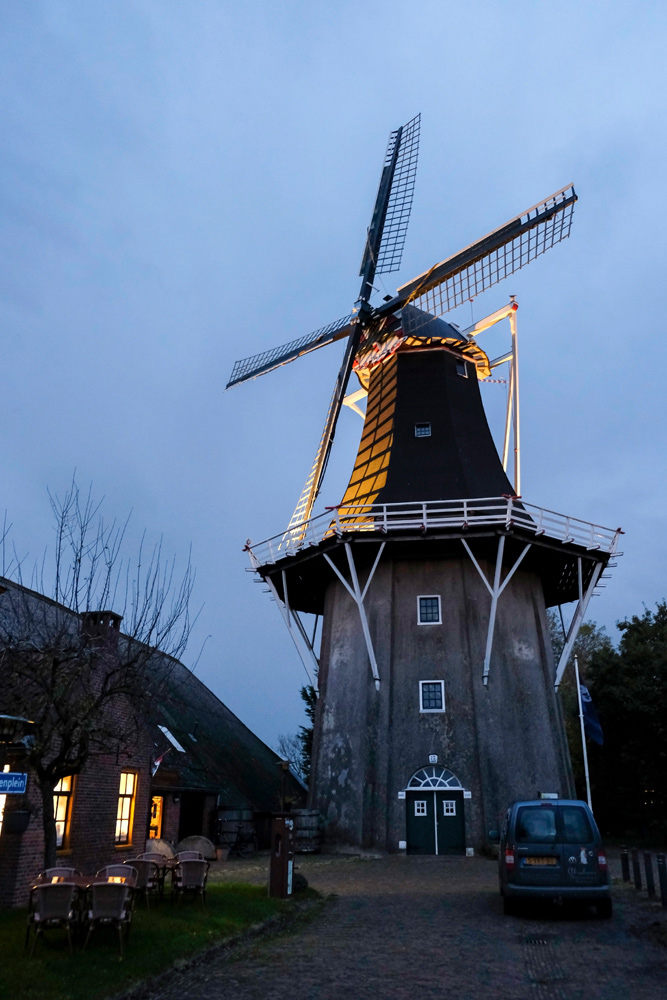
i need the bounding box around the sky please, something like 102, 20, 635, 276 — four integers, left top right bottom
1, 1, 666, 751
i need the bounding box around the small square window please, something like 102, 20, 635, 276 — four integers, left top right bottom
420, 680, 445, 713
414, 422, 431, 437
443, 800, 456, 816
418, 596, 441, 624
415, 801, 427, 816
456, 360, 468, 378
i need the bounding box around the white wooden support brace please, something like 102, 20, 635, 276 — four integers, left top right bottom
509, 307, 521, 496
323, 542, 385, 690
483, 536, 505, 686
502, 358, 514, 474
554, 560, 604, 690
461, 536, 532, 685
262, 571, 320, 689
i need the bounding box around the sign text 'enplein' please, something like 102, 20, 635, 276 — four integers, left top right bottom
0, 773, 28, 795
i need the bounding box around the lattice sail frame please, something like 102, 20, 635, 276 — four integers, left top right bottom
373, 113, 421, 275
394, 185, 576, 332
227, 314, 353, 389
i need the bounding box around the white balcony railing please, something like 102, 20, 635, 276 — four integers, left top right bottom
246, 497, 623, 568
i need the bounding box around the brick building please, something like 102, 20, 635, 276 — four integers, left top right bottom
0, 578, 304, 907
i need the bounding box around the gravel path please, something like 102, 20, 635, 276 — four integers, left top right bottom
146, 853, 667, 1000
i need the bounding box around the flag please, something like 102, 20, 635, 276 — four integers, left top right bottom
579, 685, 604, 745
152, 748, 170, 776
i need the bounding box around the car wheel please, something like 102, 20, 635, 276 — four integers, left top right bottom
596, 898, 613, 919
503, 896, 520, 916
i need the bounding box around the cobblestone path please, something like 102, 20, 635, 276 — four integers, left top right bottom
148, 854, 667, 1000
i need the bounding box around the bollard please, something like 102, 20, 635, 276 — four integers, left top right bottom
620, 845, 630, 882
657, 854, 667, 909
268, 815, 295, 899
643, 852, 656, 899
631, 847, 642, 891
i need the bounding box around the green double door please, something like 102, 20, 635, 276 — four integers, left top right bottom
406, 789, 465, 855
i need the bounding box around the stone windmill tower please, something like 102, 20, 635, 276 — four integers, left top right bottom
227, 115, 622, 854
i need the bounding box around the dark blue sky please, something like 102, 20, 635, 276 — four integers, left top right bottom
1, 1, 666, 749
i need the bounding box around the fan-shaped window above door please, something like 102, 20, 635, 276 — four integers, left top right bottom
407, 766, 463, 789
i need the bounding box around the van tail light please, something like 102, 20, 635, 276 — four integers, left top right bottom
597, 850, 608, 872
504, 846, 515, 871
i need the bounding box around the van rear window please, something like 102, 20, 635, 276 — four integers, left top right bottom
561, 806, 594, 843
515, 806, 557, 843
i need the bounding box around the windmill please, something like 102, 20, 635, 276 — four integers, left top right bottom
228, 116, 622, 855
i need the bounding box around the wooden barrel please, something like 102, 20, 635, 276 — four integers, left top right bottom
292, 809, 322, 853
217, 809, 255, 837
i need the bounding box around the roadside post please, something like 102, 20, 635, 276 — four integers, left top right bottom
620, 846, 630, 882
657, 854, 667, 909
268, 815, 294, 898
643, 852, 656, 899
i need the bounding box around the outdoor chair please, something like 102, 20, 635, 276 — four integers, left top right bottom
39, 866, 82, 879
171, 859, 208, 908
96, 864, 136, 882
138, 852, 168, 895
26, 882, 77, 956
176, 850, 204, 861
124, 859, 160, 907
83, 882, 133, 957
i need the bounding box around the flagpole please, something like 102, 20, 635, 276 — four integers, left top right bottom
575, 655, 593, 811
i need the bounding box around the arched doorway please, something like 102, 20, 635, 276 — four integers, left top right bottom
405, 766, 465, 855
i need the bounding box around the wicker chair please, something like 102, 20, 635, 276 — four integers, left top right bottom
138, 853, 168, 895
123, 859, 159, 907
176, 851, 204, 861
40, 867, 82, 879
26, 882, 77, 956
83, 882, 133, 957
171, 859, 208, 908
96, 864, 136, 881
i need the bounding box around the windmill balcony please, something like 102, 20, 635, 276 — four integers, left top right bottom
246, 496, 622, 568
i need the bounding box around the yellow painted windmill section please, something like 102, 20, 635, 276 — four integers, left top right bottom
338, 354, 398, 525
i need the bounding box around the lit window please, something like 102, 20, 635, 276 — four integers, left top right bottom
456, 360, 468, 378
54, 776, 74, 849
418, 595, 441, 624
115, 772, 137, 845
149, 795, 163, 840
0, 763, 9, 835
415, 801, 427, 816
443, 800, 456, 816
414, 422, 431, 437
420, 680, 445, 713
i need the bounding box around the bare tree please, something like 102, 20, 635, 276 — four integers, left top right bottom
0, 479, 196, 868
276, 733, 307, 782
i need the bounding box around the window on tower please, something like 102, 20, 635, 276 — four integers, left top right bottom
418, 595, 441, 624
420, 680, 445, 713
414, 422, 431, 437
456, 360, 468, 377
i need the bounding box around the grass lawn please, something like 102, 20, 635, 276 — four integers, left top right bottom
0, 883, 289, 1000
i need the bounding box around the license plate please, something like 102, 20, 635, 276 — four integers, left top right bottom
525, 856, 558, 866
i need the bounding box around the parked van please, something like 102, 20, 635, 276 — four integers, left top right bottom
496, 799, 612, 917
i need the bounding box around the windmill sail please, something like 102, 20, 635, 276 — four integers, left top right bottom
287, 114, 421, 531
360, 113, 421, 279
380, 184, 577, 328
226, 314, 354, 389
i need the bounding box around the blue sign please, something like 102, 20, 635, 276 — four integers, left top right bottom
0, 773, 28, 795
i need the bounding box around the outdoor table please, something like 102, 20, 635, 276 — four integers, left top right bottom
31, 874, 137, 890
